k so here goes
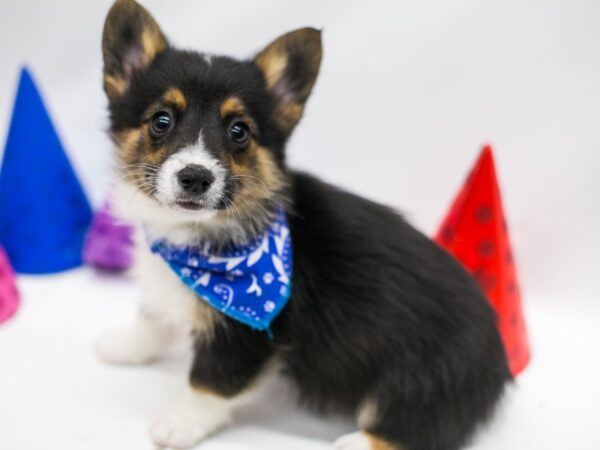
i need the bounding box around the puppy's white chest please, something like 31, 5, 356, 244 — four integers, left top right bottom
136, 243, 215, 336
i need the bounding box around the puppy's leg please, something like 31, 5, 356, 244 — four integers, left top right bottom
95, 312, 175, 365
150, 321, 274, 449
336, 357, 508, 450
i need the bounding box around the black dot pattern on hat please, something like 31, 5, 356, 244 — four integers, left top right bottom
506, 281, 516, 295
477, 240, 495, 257
441, 226, 455, 243
474, 267, 496, 292
475, 205, 492, 223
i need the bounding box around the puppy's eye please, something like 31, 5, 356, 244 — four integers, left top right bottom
229, 121, 250, 147
150, 111, 173, 136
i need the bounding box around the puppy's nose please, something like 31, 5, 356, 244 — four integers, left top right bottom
177, 164, 215, 194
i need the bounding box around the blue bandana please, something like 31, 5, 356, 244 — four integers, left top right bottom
150, 209, 292, 332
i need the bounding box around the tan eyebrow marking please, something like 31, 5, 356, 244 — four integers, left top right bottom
220, 96, 245, 118
163, 87, 187, 110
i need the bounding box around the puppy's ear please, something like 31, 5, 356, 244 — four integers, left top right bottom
254, 28, 322, 133
102, 0, 167, 102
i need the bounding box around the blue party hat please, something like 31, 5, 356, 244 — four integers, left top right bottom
0, 67, 92, 274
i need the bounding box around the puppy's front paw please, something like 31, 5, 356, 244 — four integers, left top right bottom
95, 326, 164, 365
150, 406, 229, 449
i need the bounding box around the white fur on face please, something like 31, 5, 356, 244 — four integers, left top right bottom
112, 130, 239, 244
112, 179, 249, 246
154, 132, 227, 209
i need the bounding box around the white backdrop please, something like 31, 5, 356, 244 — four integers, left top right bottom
1, 2, 600, 450
1, 0, 599, 304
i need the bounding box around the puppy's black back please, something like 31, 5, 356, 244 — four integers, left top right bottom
274, 171, 511, 450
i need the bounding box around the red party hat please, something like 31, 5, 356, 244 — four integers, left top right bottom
435, 145, 530, 376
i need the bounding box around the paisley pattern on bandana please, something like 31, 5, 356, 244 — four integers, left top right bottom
150, 209, 293, 332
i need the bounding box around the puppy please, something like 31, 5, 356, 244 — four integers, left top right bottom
96, 1, 512, 449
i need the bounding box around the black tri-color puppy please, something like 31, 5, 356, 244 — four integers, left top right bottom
96, 1, 512, 449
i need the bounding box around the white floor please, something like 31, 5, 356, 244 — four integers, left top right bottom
1, 269, 598, 450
